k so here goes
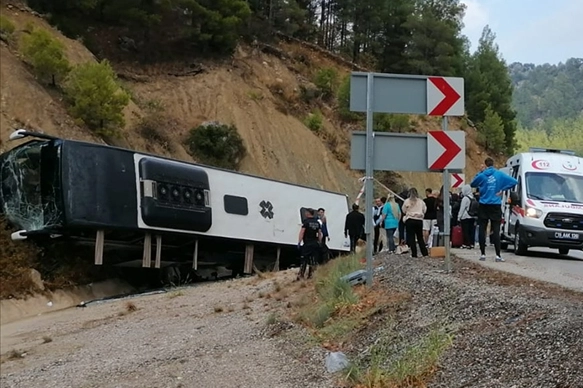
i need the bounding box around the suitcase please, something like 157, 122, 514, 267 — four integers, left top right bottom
451, 225, 463, 248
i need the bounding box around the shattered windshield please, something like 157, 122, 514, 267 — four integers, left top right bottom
525, 172, 583, 204
0, 141, 61, 231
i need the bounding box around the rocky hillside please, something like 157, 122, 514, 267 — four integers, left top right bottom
0, 2, 492, 197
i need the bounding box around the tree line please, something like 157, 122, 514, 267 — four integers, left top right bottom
25, 0, 517, 154
515, 117, 583, 157
509, 58, 583, 129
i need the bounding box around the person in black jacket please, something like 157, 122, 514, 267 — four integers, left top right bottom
297, 208, 322, 280
344, 203, 365, 252
451, 193, 461, 227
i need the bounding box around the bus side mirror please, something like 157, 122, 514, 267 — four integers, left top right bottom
509, 191, 520, 206
9, 129, 27, 141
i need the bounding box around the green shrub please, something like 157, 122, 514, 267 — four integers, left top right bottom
187, 122, 246, 170
64, 60, 130, 135
313, 68, 339, 99
0, 15, 15, 37
20, 27, 71, 86
374, 113, 411, 132
304, 110, 323, 132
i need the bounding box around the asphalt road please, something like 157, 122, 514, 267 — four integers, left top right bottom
453, 245, 583, 293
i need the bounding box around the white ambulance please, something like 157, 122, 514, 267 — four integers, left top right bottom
500, 148, 583, 256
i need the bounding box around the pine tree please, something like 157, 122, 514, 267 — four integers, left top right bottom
64, 60, 130, 134
375, 0, 415, 73
479, 105, 506, 153
405, 0, 467, 76
465, 26, 517, 153
20, 27, 71, 86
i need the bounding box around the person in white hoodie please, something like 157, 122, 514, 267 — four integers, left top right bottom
402, 188, 428, 258
457, 184, 477, 249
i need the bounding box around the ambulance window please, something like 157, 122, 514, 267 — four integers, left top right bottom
515, 177, 522, 193
512, 165, 519, 178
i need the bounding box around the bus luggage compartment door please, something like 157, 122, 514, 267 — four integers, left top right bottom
138, 158, 212, 232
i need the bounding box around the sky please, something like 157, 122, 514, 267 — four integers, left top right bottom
460, 0, 582, 64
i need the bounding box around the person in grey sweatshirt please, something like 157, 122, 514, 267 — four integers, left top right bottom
457, 184, 477, 249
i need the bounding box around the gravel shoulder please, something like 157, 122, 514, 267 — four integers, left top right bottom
0, 272, 332, 388
361, 252, 583, 388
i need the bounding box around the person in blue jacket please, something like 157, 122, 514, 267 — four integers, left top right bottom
379, 193, 401, 253
470, 157, 518, 262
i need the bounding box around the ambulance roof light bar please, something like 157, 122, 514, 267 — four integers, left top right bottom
529, 147, 576, 156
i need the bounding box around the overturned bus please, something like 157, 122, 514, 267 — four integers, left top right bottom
1, 130, 350, 279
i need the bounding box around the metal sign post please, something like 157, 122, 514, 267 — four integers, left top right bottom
442, 117, 452, 272
364, 73, 374, 288
349, 72, 465, 286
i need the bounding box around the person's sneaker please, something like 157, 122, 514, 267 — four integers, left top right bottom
495, 256, 505, 262
479, 255, 486, 261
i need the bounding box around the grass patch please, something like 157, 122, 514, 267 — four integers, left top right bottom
167, 290, 184, 299
0, 15, 15, 38
346, 326, 454, 388
266, 312, 278, 325
247, 90, 263, 101
304, 109, 323, 132
293, 254, 365, 340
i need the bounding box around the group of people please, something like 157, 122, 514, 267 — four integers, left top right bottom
296, 157, 518, 280
339, 157, 518, 262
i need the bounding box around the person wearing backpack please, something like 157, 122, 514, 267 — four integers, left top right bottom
458, 184, 478, 249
